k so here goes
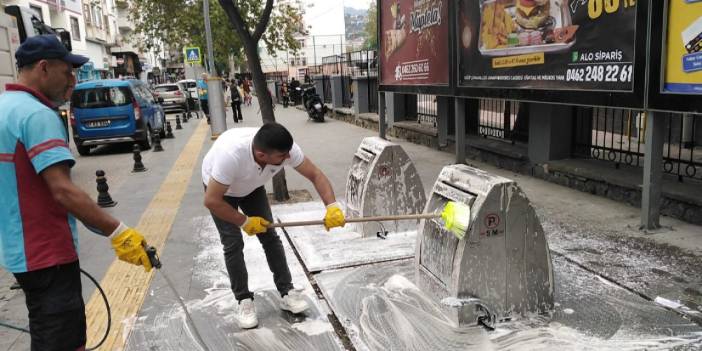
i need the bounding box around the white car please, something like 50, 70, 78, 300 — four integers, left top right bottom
153, 83, 187, 112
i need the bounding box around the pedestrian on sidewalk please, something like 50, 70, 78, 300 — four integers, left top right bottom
242, 78, 252, 106
0, 35, 153, 351
230, 79, 243, 123
197, 73, 210, 123
280, 81, 289, 108
202, 123, 345, 329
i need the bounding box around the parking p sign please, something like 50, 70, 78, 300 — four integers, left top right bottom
184, 47, 201, 64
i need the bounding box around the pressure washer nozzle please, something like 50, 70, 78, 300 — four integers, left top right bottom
145, 245, 162, 269
441, 201, 471, 240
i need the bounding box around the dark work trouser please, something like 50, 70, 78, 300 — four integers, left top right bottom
209, 186, 293, 301
231, 102, 242, 122
13, 260, 86, 351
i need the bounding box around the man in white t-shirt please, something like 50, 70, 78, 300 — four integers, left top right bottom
202, 123, 345, 329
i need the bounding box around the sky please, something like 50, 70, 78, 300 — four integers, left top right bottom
302, 0, 373, 37
342, 0, 374, 10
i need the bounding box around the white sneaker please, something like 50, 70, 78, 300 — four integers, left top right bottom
237, 298, 258, 329
280, 290, 310, 314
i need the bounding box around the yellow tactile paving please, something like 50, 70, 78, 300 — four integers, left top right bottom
84, 120, 209, 350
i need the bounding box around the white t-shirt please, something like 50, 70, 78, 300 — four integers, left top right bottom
201, 127, 305, 197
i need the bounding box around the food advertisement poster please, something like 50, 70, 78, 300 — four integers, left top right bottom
458, 0, 637, 91
379, 0, 449, 85
663, 1, 702, 94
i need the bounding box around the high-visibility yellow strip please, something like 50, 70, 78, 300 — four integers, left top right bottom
85, 120, 209, 350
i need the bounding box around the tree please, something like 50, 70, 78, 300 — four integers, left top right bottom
128, 0, 304, 200
363, 1, 378, 50
127, 0, 302, 75
218, 0, 306, 201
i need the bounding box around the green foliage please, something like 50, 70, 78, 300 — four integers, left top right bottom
127, 0, 304, 68
363, 0, 377, 50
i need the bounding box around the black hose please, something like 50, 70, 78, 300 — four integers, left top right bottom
0, 320, 29, 333
80, 268, 111, 351
0, 269, 111, 351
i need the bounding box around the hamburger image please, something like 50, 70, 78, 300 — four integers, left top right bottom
514, 0, 550, 30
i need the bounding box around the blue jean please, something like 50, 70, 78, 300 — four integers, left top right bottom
209, 186, 293, 301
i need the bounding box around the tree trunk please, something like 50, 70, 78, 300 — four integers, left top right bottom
218, 0, 289, 201
244, 41, 289, 201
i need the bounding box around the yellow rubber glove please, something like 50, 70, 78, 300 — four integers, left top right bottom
110, 223, 153, 272
324, 202, 346, 231
241, 216, 270, 236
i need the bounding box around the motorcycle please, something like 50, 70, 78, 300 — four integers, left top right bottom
300, 86, 326, 122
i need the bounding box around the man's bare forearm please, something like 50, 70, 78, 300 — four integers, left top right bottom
312, 172, 336, 206
53, 183, 120, 236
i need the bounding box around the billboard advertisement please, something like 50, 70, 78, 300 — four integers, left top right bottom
457, 0, 638, 92
379, 0, 450, 86
662, 1, 702, 94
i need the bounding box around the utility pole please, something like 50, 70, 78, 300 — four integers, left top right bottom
313, 35, 317, 67
203, 0, 227, 139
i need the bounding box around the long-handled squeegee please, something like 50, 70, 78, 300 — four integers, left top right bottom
269, 201, 472, 239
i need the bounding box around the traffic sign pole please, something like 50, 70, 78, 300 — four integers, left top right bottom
203, 0, 226, 139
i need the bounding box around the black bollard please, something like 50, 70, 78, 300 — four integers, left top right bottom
152, 133, 164, 152
175, 115, 183, 130
182, 112, 189, 123
165, 121, 174, 139
132, 144, 147, 172
96, 170, 117, 207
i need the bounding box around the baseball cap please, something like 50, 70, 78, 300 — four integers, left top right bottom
15, 34, 89, 68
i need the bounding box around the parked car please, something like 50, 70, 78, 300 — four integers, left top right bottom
153, 83, 187, 112
177, 79, 199, 111
70, 79, 166, 155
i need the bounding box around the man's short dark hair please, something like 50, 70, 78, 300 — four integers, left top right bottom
253, 123, 294, 153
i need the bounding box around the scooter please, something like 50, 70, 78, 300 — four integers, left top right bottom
301, 86, 326, 122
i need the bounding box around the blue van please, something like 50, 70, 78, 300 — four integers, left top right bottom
70, 79, 166, 155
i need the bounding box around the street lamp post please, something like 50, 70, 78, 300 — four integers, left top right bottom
203, 0, 227, 139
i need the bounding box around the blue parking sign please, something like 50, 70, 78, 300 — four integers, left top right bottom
184, 47, 201, 64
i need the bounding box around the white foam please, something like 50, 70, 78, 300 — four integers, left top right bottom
291, 318, 333, 336
382, 274, 419, 291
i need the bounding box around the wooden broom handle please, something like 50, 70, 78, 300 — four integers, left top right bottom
269, 213, 441, 228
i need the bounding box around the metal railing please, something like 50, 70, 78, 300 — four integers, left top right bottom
341, 75, 353, 108
264, 71, 288, 82
307, 64, 324, 76
322, 75, 332, 103
368, 76, 379, 113
320, 51, 378, 108
416, 94, 437, 127
572, 108, 702, 182
478, 99, 521, 142
344, 50, 378, 77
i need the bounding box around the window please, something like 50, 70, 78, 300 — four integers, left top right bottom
91, 5, 103, 28
29, 5, 43, 22
155, 85, 179, 93
83, 4, 91, 24
71, 87, 132, 108
70, 17, 80, 40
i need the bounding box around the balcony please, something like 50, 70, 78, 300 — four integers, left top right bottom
117, 10, 132, 32
85, 25, 107, 43
115, 0, 129, 9
45, 0, 66, 12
